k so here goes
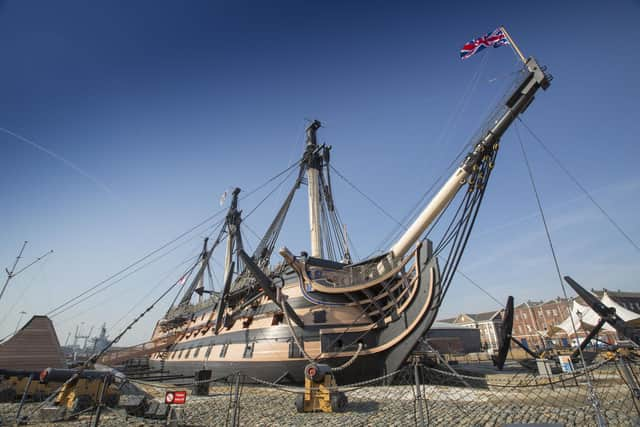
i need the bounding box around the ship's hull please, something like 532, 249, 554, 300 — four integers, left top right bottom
149, 240, 441, 385
152, 353, 383, 384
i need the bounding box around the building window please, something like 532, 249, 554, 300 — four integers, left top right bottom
204, 345, 213, 359
185, 348, 192, 359
177, 350, 184, 359
193, 346, 201, 358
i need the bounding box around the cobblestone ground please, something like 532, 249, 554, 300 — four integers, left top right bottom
3, 382, 637, 427
3, 359, 640, 427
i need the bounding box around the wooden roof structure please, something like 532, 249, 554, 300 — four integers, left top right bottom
0, 315, 66, 371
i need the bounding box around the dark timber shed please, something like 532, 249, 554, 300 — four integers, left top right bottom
0, 315, 66, 371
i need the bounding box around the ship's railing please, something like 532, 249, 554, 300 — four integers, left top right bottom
97, 333, 179, 366
165, 295, 218, 321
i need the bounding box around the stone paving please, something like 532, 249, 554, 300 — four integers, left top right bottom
1, 380, 638, 426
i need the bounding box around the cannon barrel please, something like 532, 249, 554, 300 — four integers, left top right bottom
0, 368, 41, 378
39, 368, 112, 384
304, 363, 332, 382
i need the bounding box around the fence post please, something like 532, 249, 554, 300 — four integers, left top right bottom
15, 373, 34, 423
91, 374, 110, 427
617, 356, 640, 415
413, 362, 427, 426
228, 373, 242, 427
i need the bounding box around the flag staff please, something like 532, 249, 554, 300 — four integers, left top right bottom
500, 26, 527, 64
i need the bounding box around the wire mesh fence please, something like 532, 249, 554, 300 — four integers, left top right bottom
1, 355, 638, 426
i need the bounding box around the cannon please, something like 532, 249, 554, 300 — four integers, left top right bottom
295, 363, 347, 413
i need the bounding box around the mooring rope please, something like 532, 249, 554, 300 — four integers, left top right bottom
280, 293, 315, 363
331, 342, 364, 372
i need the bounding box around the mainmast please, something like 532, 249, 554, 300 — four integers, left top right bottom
390, 57, 551, 259
224, 187, 242, 282
305, 120, 323, 258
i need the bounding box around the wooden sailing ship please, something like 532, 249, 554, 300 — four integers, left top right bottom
146, 55, 552, 384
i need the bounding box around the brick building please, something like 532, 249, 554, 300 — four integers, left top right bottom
441, 288, 640, 353
512, 298, 572, 350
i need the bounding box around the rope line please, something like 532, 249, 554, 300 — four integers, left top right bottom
456, 269, 504, 307
330, 164, 405, 229
518, 117, 640, 253
515, 123, 605, 425
46, 214, 227, 317
44, 161, 300, 319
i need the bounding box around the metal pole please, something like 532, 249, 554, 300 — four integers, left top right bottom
0, 241, 27, 305
230, 373, 242, 427
617, 357, 640, 404
499, 26, 527, 64
422, 338, 471, 388
91, 374, 110, 427
413, 363, 426, 427
15, 373, 34, 423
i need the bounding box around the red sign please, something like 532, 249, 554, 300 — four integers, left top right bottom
165, 390, 187, 405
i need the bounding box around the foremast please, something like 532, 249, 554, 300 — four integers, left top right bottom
161, 188, 244, 329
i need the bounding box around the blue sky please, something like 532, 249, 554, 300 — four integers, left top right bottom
1, 0, 639, 345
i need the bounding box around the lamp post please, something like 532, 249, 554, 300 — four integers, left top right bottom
576, 310, 584, 346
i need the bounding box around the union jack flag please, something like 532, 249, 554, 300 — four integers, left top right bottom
460, 28, 509, 60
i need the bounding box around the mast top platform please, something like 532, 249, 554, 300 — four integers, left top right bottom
306, 120, 322, 147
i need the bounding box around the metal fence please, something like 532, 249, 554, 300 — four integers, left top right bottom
1, 355, 638, 426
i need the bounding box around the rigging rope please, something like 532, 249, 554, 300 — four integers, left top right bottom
515, 123, 606, 426
20, 262, 197, 424
330, 165, 405, 230
48, 218, 226, 319
45, 161, 301, 319
281, 282, 365, 370
426, 143, 496, 314
239, 160, 302, 203
243, 164, 299, 220
456, 269, 504, 307
371, 57, 508, 255
46, 215, 227, 318
518, 117, 640, 253
280, 293, 315, 363
434, 49, 490, 150
106, 252, 203, 331
331, 342, 363, 372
